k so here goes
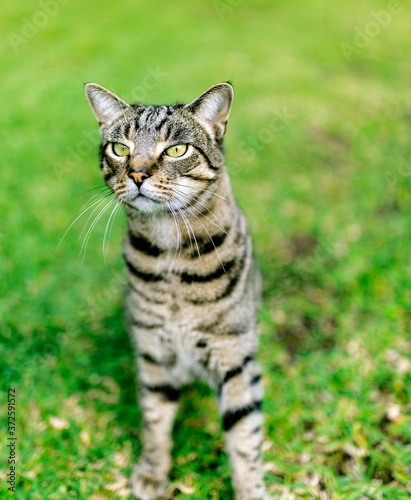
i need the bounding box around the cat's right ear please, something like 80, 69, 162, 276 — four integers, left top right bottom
84, 83, 131, 126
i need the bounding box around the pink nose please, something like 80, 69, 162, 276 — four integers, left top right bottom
129, 172, 149, 187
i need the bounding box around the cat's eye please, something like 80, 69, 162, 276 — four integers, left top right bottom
113, 142, 130, 157
164, 144, 188, 158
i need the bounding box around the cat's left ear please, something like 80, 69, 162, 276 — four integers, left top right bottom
185, 83, 233, 140
84, 83, 131, 126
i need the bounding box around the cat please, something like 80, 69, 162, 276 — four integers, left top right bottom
84, 82, 267, 500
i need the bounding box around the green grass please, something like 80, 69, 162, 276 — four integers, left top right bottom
1, 0, 411, 498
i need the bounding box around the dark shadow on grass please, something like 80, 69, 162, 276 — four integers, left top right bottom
259, 230, 344, 358
85, 306, 141, 456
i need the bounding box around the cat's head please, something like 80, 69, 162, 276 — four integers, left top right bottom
84, 83, 233, 214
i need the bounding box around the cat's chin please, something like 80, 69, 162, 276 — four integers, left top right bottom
124, 195, 166, 215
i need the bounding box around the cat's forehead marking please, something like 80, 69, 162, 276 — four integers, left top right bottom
135, 105, 171, 130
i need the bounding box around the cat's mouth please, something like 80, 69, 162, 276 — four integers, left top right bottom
133, 190, 163, 202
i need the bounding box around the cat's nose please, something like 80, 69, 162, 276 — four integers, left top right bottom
129, 171, 149, 188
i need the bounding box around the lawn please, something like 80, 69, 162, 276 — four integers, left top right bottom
1, 0, 410, 498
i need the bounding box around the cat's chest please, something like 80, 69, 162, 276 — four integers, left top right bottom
128, 215, 181, 252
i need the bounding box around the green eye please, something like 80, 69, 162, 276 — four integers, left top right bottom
113, 142, 130, 157
165, 144, 188, 158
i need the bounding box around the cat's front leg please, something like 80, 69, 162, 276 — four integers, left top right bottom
218, 355, 268, 500
131, 356, 180, 500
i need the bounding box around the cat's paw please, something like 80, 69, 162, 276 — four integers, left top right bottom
130, 464, 168, 500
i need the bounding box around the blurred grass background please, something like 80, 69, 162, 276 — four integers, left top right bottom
1, 0, 411, 498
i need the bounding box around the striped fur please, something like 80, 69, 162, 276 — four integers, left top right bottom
85, 82, 267, 500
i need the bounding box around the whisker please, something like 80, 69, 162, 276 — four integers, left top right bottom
58, 194, 112, 249
80, 197, 117, 264
174, 182, 229, 202
107, 201, 123, 252
173, 189, 236, 248
172, 192, 225, 271
165, 201, 182, 273
172, 202, 183, 272
79, 197, 117, 264
78, 191, 111, 215
173, 188, 229, 236
172, 200, 201, 261
79, 193, 114, 240
173, 201, 193, 253
103, 200, 122, 269
71, 185, 111, 200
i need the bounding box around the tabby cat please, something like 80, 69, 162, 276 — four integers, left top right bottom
84, 82, 267, 500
